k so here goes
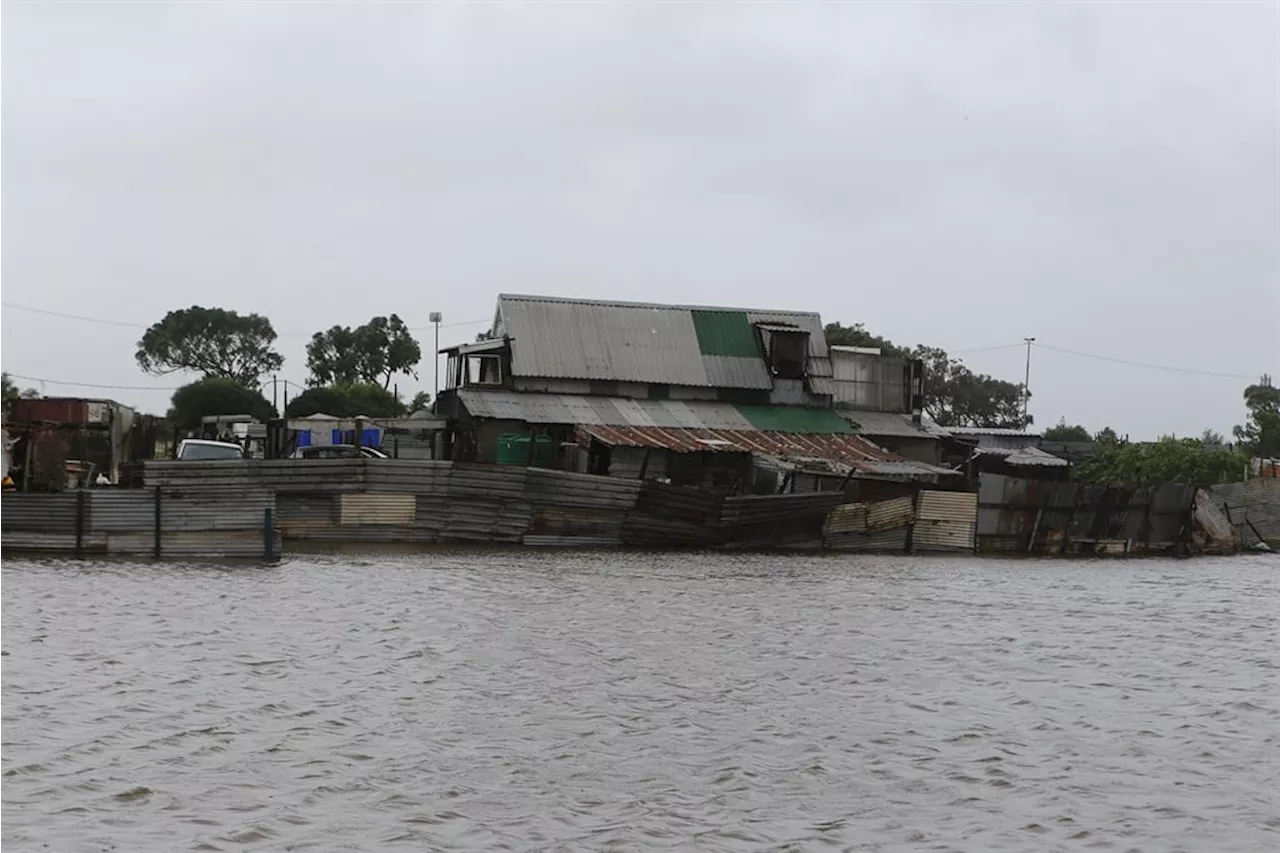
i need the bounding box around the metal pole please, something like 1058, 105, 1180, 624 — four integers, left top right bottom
429, 312, 442, 405
1022, 337, 1036, 425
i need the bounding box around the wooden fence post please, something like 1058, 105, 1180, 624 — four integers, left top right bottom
153, 485, 162, 559
74, 488, 86, 557
263, 506, 275, 560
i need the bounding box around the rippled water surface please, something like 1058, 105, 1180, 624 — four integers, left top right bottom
3, 552, 1278, 852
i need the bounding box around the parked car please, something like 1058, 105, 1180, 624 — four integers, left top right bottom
290, 444, 389, 460
176, 439, 246, 460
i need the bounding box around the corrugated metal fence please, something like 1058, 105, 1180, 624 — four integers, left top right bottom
977, 473, 1197, 555
2, 487, 279, 558
4, 461, 984, 555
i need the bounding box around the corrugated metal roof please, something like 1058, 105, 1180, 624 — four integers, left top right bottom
458, 390, 759, 430
495, 294, 832, 390
581, 425, 898, 463
840, 410, 937, 439
971, 446, 1069, 467
735, 405, 853, 434
938, 426, 1043, 438
691, 310, 761, 357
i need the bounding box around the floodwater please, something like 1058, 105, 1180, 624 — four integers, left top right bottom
2, 552, 1278, 852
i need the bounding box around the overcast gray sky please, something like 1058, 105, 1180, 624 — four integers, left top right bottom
3, 1, 1277, 438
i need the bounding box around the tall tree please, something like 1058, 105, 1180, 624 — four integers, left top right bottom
1232, 376, 1280, 458
2, 373, 41, 403
136, 307, 283, 388
168, 378, 277, 431
306, 314, 421, 389
407, 391, 432, 413
284, 382, 406, 419
1043, 418, 1092, 442
822, 322, 910, 358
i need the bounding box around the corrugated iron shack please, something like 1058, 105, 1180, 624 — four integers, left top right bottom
4, 397, 147, 489
436, 294, 951, 492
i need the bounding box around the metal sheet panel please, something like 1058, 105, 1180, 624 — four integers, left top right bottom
499, 295, 713, 386
866, 496, 915, 531
917, 490, 979, 521
913, 520, 976, 552
824, 503, 868, 535
338, 493, 415, 525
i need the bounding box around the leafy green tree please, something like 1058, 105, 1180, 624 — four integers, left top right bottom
168, 378, 277, 431
136, 307, 283, 388
1232, 376, 1280, 458
285, 382, 406, 419
1095, 426, 1120, 444
1200, 429, 1226, 447
1043, 418, 1092, 442
822, 322, 910, 358
407, 391, 432, 413
306, 315, 421, 389
2, 372, 41, 403
1076, 437, 1247, 488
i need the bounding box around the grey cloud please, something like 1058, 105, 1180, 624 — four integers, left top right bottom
2, 1, 1276, 438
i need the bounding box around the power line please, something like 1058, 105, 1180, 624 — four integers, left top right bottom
0, 301, 490, 336
1033, 342, 1257, 381
3, 373, 184, 391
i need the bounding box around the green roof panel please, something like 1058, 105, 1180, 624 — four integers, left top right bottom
734, 405, 854, 434
691, 310, 761, 358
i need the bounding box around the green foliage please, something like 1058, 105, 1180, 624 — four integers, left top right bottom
407, 391, 433, 414
284, 382, 406, 419
1043, 418, 1092, 442
822, 322, 911, 359
1095, 426, 1120, 444
306, 315, 421, 389
1232, 376, 1280, 458
822, 325, 1028, 429
136, 307, 283, 388
168, 378, 277, 431
1075, 437, 1247, 488
2, 373, 40, 403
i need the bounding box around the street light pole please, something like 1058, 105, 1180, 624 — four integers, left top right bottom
1022, 337, 1036, 426
429, 312, 442, 407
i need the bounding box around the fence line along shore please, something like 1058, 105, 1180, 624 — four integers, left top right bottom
3, 458, 1264, 560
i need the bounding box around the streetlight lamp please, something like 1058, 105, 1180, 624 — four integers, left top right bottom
1022, 337, 1036, 425
429, 312, 442, 407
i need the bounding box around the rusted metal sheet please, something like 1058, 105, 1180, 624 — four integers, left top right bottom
581, 424, 894, 460
338, 493, 415, 526
8, 398, 90, 424
914, 490, 977, 553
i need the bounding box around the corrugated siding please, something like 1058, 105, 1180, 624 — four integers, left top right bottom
1, 493, 79, 532
824, 503, 869, 535
826, 527, 909, 552
914, 490, 977, 552
338, 493, 415, 525
690, 310, 761, 357
867, 496, 915, 531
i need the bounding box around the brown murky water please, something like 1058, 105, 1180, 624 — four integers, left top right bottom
3, 552, 1278, 852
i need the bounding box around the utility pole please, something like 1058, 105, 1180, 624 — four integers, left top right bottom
429, 312, 443, 407
1022, 337, 1036, 426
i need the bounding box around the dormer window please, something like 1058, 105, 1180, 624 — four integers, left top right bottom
468, 354, 503, 386
756, 323, 810, 380
443, 337, 509, 390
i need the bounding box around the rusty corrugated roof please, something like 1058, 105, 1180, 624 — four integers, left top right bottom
579, 424, 896, 460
